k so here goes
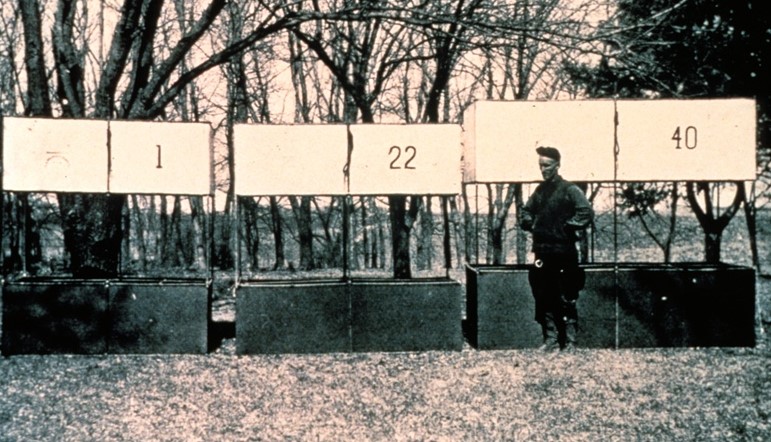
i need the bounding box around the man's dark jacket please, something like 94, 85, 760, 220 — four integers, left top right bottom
519, 175, 593, 255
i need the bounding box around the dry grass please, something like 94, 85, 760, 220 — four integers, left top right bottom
1, 346, 769, 441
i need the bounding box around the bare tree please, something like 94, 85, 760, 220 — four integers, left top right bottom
1, 0, 37, 271
13, 0, 620, 276
17, 0, 359, 276
740, 148, 771, 271
0, 2, 22, 113
686, 182, 743, 263
130, 195, 148, 271
286, 30, 317, 270
619, 182, 679, 262
289, 3, 424, 277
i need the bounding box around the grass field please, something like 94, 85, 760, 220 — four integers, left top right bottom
0, 346, 768, 440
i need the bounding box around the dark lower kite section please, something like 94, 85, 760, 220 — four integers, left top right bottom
2, 277, 209, 355
236, 278, 463, 354
465, 263, 755, 349
1, 264, 755, 355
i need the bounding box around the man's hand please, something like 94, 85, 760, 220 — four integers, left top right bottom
518, 205, 534, 231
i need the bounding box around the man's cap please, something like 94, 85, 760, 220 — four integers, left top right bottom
536, 146, 561, 162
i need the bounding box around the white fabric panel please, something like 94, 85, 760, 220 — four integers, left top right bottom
463, 100, 618, 183
2, 117, 109, 192
109, 121, 212, 195
615, 99, 756, 181
347, 124, 462, 195
234, 124, 348, 195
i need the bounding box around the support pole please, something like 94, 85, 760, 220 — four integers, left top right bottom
208, 193, 216, 293
343, 126, 354, 281
342, 195, 350, 280
233, 196, 240, 289
475, 184, 479, 264
612, 99, 620, 349
0, 117, 4, 280
207, 130, 217, 290
589, 183, 597, 262
20, 193, 27, 274
442, 195, 451, 278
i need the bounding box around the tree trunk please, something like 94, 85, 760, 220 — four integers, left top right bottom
156, 195, 169, 265
240, 197, 261, 271
704, 231, 722, 263
448, 196, 465, 269
221, 8, 250, 269
189, 196, 207, 271
416, 196, 434, 270
269, 196, 287, 270
160, 196, 170, 266
17, 197, 27, 273
171, 196, 187, 267
313, 197, 341, 268
739, 183, 759, 270
514, 184, 528, 264
19, 0, 51, 116
58, 194, 124, 277
360, 197, 369, 268
52, 0, 85, 117
122, 199, 131, 272
686, 182, 742, 264
22, 195, 41, 273
490, 223, 504, 265
369, 220, 378, 269
131, 195, 147, 272
6, 196, 22, 272
389, 195, 420, 279
289, 196, 315, 270
663, 182, 679, 264
370, 198, 385, 269
487, 184, 517, 265
343, 196, 355, 271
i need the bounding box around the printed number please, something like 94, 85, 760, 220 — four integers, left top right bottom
45, 151, 70, 167
156, 144, 163, 168
388, 145, 417, 169
672, 126, 697, 149
404, 146, 416, 169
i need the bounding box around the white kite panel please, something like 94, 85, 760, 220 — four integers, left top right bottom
2, 117, 109, 192
234, 124, 348, 195
615, 99, 756, 181
109, 121, 212, 195
463, 100, 617, 183
347, 124, 462, 195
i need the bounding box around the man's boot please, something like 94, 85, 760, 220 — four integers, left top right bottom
563, 318, 578, 352
538, 313, 559, 352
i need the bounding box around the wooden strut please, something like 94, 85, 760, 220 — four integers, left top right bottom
342, 126, 354, 281
475, 184, 480, 264
612, 98, 621, 349
0, 117, 4, 283
108, 119, 119, 278
208, 128, 217, 292
443, 196, 452, 278
232, 145, 241, 293
208, 192, 216, 293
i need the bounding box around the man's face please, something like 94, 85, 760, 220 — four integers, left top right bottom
538, 156, 559, 181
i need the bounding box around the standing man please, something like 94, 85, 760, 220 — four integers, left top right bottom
519, 146, 593, 351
